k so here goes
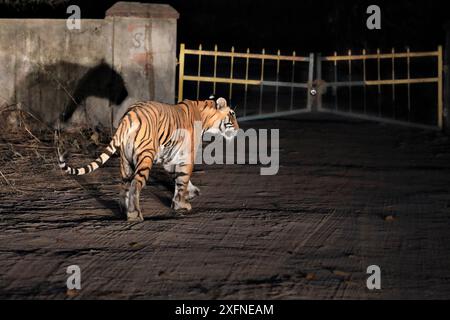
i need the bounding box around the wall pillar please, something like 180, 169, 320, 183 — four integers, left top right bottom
0, 2, 179, 130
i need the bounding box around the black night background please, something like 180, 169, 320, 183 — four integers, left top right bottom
0, 0, 448, 52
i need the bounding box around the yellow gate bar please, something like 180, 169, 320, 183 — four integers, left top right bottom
178, 43, 185, 102
364, 78, 438, 85
184, 48, 310, 62
323, 50, 439, 61
183, 75, 262, 86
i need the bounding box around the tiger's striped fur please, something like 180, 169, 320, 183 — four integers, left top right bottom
58, 97, 239, 221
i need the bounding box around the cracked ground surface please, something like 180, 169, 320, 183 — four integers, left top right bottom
1, 113, 450, 299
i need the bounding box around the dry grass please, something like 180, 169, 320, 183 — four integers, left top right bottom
0, 103, 112, 194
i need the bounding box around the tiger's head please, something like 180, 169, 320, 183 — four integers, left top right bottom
199, 97, 239, 140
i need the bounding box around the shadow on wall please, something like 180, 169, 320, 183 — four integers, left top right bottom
13, 60, 128, 129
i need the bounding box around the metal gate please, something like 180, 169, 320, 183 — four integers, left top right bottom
177, 44, 443, 129
316, 46, 443, 130
177, 44, 314, 121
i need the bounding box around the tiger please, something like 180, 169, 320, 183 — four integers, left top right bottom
58, 97, 239, 222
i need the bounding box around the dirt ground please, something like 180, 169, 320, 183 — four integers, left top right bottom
1, 112, 450, 299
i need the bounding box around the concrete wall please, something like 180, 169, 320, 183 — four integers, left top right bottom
0, 2, 178, 129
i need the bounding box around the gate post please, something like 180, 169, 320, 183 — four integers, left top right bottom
306, 53, 315, 111
178, 43, 185, 102
438, 45, 443, 130
443, 25, 450, 132
315, 53, 323, 111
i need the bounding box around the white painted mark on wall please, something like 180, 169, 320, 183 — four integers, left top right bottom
133, 30, 145, 49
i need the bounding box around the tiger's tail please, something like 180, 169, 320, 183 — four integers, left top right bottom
58, 140, 118, 175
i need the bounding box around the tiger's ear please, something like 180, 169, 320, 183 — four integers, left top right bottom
216, 97, 227, 110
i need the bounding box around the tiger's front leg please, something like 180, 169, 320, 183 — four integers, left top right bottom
171, 163, 193, 212
163, 163, 200, 201
187, 180, 200, 201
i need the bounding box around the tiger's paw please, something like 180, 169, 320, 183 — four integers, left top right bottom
171, 200, 192, 212
127, 210, 144, 222
187, 186, 200, 201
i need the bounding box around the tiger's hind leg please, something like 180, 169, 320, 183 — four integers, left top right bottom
171, 163, 193, 212
119, 155, 133, 216
126, 148, 156, 222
